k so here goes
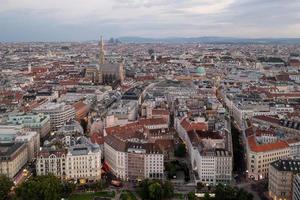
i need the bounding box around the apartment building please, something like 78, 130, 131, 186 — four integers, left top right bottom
36, 138, 102, 181
246, 127, 290, 180
175, 116, 233, 185
65, 143, 102, 180
0, 126, 39, 162
0, 142, 28, 178
104, 132, 164, 181
269, 159, 300, 200
15, 131, 40, 161
36, 149, 67, 177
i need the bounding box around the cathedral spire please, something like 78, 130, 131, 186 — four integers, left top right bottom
99, 36, 105, 65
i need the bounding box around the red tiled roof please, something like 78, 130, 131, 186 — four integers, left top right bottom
247, 135, 289, 152
180, 117, 208, 132
253, 115, 281, 125
152, 109, 169, 116
90, 132, 104, 145
138, 117, 167, 126
73, 101, 88, 110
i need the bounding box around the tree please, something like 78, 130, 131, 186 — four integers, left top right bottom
215, 184, 253, 200
148, 182, 163, 200
61, 182, 75, 198
187, 192, 196, 200
163, 181, 174, 198
0, 175, 13, 200
203, 192, 211, 200
16, 175, 62, 200
174, 143, 186, 157
90, 180, 107, 191
197, 182, 205, 190
138, 179, 150, 199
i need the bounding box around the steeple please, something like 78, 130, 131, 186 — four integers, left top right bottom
99, 36, 105, 65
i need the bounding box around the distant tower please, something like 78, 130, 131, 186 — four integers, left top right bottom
28, 63, 32, 73
99, 36, 105, 65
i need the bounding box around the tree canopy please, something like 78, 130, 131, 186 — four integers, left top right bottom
15, 175, 63, 200
0, 175, 13, 200
215, 184, 253, 200
138, 179, 174, 200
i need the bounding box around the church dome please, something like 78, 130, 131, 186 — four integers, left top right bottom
196, 67, 206, 75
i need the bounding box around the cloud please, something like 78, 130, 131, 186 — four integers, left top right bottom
0, 0, 300, 41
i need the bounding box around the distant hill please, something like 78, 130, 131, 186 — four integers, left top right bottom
118, 36, 300, 44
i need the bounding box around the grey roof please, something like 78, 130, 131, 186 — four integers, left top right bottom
271, 159, 300, 172
0, 142, 25, 160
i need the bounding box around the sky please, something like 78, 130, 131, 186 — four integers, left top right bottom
1, 0, 300, 41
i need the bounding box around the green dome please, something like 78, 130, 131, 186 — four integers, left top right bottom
196, 67, 206, 75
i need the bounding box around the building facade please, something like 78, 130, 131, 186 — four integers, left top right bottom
293, 174, 300, 200
36, 140, 102, 181
33, 102, 75, 131
104, 133, 164, 181
0, 143, 28, 178
268, 159, 300, 200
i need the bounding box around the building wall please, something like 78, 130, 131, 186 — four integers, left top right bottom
104, 143, 127, 179
144, 154, 164, 179
128, 153, 144, 180
35, 105, 75, 131
215, 156, 232, 184
15, 132, 40, 161
269, 165, 294, 200
37, 146, 101, 180
247, 148, 290, 180
36, 154, 65, 177
0, 144, 28, 178
293, 174, 300, 200
104, 142, 164, 181
66, 151, 101, 180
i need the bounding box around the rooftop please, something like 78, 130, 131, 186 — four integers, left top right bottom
271, 159, 300, 172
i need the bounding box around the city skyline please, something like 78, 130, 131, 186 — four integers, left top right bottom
1, 0, 300, 41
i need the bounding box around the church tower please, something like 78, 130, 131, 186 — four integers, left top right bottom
99, 36, 105, 65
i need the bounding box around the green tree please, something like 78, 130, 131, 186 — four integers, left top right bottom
148, 182, 163, 200
203, 192, 211, 200
61, 182, 75, 198
90, 180, 107, 191
187, 192, 196, 200
163, 180, 174, 198
174, 144, 186, 157
16, 175, 62, 200
138, 179, 150, 199
0, 175, 13, 200
236, 188, 253, 200
215, 184, 253, 200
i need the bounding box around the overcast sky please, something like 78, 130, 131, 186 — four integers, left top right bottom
1, 0, 300, 41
